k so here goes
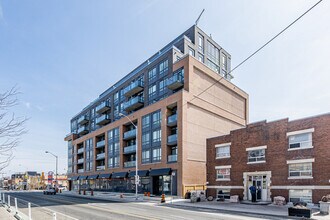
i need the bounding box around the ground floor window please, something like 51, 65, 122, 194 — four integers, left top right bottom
289, 189, 312, 203
217, 189, 230, 200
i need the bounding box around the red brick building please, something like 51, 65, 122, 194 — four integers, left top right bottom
206, 113, 330, 204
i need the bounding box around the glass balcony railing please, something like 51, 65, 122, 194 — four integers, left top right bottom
77, 158, 84, 164
77, 148, 84, 154
124, 145, 136, 154
123, 80, 144, 97
96, 114, 111, 125
123, 129, 137, 140
167, 114, 177, 126
96, 101, 111, 114
78, 169, 84, 173
167, 71, 184, 90
78, 115, 89, 125
168, 154, 178, 162
167, 134, 178, 145
96, 140, 105, 148
77, 126, 88, 135
96, 152, 105, 160
124, 161, 136, 168
123, 96, 144, 111
97, 165, 105, 171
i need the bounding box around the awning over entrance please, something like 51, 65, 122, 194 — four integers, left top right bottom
128, 170, 149, 178
71, 176, 79, 181
112, 172, 128, 179
78, 176, 88, 180
87, 175, 99, 180
149, 168, 171, 176
98, 173, 111, 179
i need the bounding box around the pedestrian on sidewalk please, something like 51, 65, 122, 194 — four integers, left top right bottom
249, 185, 256, 202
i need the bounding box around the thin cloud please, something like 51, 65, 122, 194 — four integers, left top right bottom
0, 1, 4, 22
25, 102, 31, 109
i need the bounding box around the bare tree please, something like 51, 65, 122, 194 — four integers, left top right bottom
0, 87, 27, 171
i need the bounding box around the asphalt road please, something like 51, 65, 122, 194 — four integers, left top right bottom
3, 191, 288, 220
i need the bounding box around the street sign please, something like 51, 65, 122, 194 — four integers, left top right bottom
135, 175, 140, 185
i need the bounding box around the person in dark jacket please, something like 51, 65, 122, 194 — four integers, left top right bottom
249, 185, 257, 202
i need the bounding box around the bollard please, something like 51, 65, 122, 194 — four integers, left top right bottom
53, 212, 57, 220
15, 198, 18, 214
28, 202, 32, 220
91, 189, 93, 196
161, 194, 166, 203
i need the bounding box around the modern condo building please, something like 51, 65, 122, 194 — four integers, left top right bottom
65, 25, 248, 197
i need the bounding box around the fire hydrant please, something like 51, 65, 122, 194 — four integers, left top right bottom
161, 194, 166, 203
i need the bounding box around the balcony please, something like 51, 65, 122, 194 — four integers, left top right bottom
78, 169, 84, 173
96, 153, 105, 160
123, 129, 136, 140
167, 73, 184, 90
96, 101, 111, 114
124, 145, 136, 154
167, 114, 177, 127
167, 134, 178, 146
96, 140, 105, 148
97, 165, 105, 171
77, 148, 84, 154
96, 114, 111, 125
124, 161, 136, 168
78, 115, 89, 125
168, 154, 178, 163
123, 96, 144, 112
77, 126, 89, 135
123, 80, 144, 97
77, 158, 84, 164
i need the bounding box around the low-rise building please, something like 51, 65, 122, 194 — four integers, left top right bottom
206, 113, 330, 204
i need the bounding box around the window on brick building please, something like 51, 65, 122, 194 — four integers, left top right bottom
288, 129, 313, 150
289, 190, 312, 203
215, 166, 231, 181
215, 144, 230, 159
247, 148, 266, 163
288, 162, 312, 178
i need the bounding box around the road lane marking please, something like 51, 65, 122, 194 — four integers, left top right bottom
5, 196, 79, 220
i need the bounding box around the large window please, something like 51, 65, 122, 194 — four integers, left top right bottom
148, 67, 157, 82
207, 41, 220, 64
159, 59, 168, 77
152, 147, 161, 162
198, 34, 204, 51
207, 59, 220, 73
142, 149, 150, 164
188, 47, 195, 56
85, 138, 93, 171
289, 162, 312, 178
148, 84, 157, 101
247, 147, 266, 163
142, 115, 150, 130
289, 190, 312, 203
288, 132, 313, 150
216, 166, 231, 180
215, 144, 230, 159
108, 127, 120, 168
152, 111, 161, 128
152, 129, 161, 143
142, 133, 150, 147
221, 52, 227, 71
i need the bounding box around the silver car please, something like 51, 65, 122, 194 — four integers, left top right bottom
43, 185, 56, 195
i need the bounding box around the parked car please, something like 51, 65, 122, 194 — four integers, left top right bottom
43, 185, 56, 195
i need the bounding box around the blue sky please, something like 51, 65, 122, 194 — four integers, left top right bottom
1, 0, 329, 176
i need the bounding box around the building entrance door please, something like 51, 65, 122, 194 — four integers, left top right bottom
152, 176, 162, 195
248, 175, 267, 201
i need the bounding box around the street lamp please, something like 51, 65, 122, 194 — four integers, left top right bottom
45, 151, 58, 187
119, 112, 139, 200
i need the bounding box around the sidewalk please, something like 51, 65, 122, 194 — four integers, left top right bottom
0, 206, 15, 220
162, 200, 330, 220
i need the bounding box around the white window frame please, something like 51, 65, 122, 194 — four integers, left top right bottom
289, 189, 312, 203
287, 128, 314, 151
215, 143, 231, 159
215, 165, 231, 181
246, 146, 267, 164
287, 158, 314, 179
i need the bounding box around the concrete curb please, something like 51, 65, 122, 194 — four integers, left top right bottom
162, 203, 305, 220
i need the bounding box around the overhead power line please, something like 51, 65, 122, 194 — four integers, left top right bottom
188, 0, 323, 105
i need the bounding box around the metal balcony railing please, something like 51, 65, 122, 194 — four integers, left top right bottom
97, 165, 105, 171
77, 158, 84, 164
124, 161, 136, 168
96, 114, 111, 125
77, 148, 84, 154
168, 154, 178, 162
78, 169, 84, 173
123, 96, 144, 111
78, 115, 89, 125
123, 80, 144, 97
167, 134, 178, 145
77, 126, 88, 135
124, 145, 136, 154
96, 140, 105, 148
167, 114, 177, 126
167, 70, 184, 90
96, 153, 105, 160
123, 129, 137, 140
96, 101, 111, 114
